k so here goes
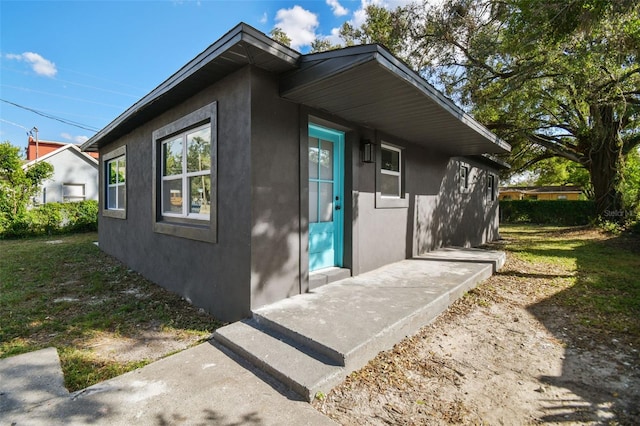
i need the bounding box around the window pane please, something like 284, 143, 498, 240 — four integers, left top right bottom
118, 157, 126, 183
309, 138, 319, 179
381, 147, 399, 172
108, 161, 117, 185
163, 179, 183, 214
309, 181, 318, 223
118, 185, 126, 209
187, 127, 211, 173
163, 137, 183, 176
189, 175, 211, 215
320, 182, 333, 222
319, 140, 333, 180
107, 187, 117, 209
381, 174, 400, 197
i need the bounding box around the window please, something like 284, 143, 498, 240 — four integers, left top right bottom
103, 145, 126, 219
63, 183, 85, 202
486, 174, 496, 202
557, 195, 567, 200
161, 124, 211, 220
460, 164, 469, 191
152, 101, 217, 242
380, 144, 401, 198
376, 142, 408, 208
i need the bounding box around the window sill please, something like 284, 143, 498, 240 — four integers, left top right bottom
103, 209, 126, 220
375, 192, 409, 209
154, 219, 216, 243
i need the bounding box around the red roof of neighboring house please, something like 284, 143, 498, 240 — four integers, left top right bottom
27, 136, 99, 160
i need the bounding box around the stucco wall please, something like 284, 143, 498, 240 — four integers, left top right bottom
98, 67, 253, 322
38, 148, 98, 204
249, 68, 303, 309
352, 135, 500, 275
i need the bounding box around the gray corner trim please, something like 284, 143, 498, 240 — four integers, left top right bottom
102, 145, 127, 220
152, 102, 218, 243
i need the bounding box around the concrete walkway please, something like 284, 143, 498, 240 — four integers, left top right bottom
215, 248, 505, 401
1, 247, 504, 424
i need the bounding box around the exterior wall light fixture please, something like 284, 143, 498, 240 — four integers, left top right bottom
361, 140, 375, 163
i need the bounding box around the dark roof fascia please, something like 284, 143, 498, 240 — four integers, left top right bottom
82, 23, 300, 152
285, 44, 511, 154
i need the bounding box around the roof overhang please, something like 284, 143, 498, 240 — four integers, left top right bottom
280, 45, 511, 156
82, 23, 300, 152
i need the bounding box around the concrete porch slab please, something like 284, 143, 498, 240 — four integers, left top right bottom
215, 249, 503, 401
417, 247, 506, 272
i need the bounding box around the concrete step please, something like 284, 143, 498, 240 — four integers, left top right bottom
213, 319, 344, 402
215, 257, 497, 401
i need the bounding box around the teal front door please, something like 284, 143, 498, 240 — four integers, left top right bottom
308, 124, 344, 271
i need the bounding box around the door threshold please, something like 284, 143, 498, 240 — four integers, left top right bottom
309, 267, 351, 291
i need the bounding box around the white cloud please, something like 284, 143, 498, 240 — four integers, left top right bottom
274, 5, 319, 50
326, 0, 349, 17
259, 12, 268, 24
61, 132, 88, 144
6, 52, 57, 77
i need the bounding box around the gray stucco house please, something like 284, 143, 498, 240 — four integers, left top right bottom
82, 23, 510, 322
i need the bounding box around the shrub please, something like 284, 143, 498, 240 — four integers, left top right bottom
0, 200, 98, 238
499, 200, 596, 225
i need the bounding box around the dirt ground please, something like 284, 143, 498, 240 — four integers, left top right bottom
312, 232, 640, 425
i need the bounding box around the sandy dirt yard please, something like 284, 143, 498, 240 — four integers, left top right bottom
313, 230, 640, 425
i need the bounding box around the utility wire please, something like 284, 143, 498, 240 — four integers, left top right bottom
1, 99, 100, 132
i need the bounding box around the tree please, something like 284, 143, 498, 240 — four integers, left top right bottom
270, 27, 291, 47
345, 0, 640, 221
0, 141, 53, 227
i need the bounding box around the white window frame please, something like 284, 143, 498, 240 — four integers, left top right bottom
486, 174, 496, 202
380, 143, 402, 199
460, 164, 470, 192
63, 183, 86, 202
152, 101, 217, 243
103, 145, 126, 219
160, 123, 211, 222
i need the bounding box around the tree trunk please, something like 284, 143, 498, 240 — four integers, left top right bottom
586, 104, 625, 222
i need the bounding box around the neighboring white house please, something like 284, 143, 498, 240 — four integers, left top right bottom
22, 144, 99, 204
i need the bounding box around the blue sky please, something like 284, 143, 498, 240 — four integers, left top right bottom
0, 0, 413, 154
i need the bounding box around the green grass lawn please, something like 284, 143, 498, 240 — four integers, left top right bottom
498, 224, 640, 341
1, 226, 638, 392
0, 232, 222, 391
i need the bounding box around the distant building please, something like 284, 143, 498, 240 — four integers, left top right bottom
499, 186, 584, 201
22, 140, 99, 204
27, 136, 99, 161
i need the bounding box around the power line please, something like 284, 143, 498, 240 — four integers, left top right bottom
1, 99, 100, 132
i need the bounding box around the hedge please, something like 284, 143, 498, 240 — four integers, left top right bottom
499, 200, 596, 225
0, 200, 98, 238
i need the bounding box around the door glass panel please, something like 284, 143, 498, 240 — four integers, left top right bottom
309, 138, 319, 179
309, 181, 318, 223
319, 140, 333, 180
320, 182, 333, 222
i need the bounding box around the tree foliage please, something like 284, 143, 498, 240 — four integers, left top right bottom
0, 141, 53, 227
